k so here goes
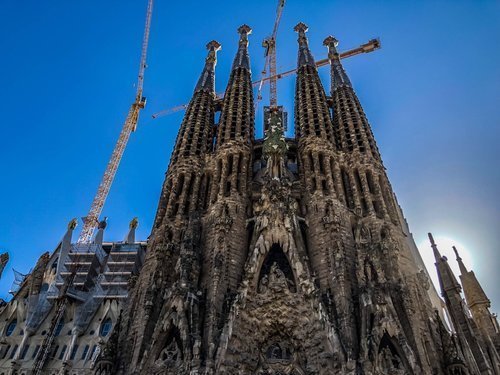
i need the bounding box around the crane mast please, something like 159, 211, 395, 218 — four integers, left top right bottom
77, 0, 154, 244
261, 0, 285, 108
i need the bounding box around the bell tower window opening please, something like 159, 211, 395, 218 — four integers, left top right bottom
100, 318, 113, 337
5, 319, 17, 337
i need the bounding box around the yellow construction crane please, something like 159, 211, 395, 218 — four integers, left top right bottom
151, 38, 381, 120
32, 2, 154, 373
77, 0, 154, 244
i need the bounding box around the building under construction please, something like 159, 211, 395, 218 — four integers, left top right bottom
1, 0, 499, 374
0, 219, 145, 374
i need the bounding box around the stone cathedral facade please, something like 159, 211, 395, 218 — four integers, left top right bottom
1, 22, 498, 375
92, 23, 500, 375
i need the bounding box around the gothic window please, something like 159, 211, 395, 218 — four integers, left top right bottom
9, 345, 18, 360
176, 174, 185, 198
205, 174, 212, 208
366, 170, 375, 193
308, 152, 314, 173
341, 168, 354, 209
32, 345, 40, 360
81, 345, 90, 360
89, 345, 97, 360
236, 153, 243, 192
54, 318, 64, 337
20, 345, 29, 359
321, 179, 328, 193
5, 319, 17, 336
100, 318, 112, 337
1, 345, 10, 360
258, 244, 296, 293
318, 153, 325, 174
58, 345, 67, 360
70, 344, 78, 360
51, 345, 59, 359
183, 173, 196, 215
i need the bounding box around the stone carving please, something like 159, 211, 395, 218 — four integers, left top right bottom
156, 340, 181, 367
259, 262, 294, 294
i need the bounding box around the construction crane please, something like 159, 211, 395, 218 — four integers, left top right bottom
32, 2, 154, 373
77, 0, 154, 244
260, 0, 286, 109
151, 38, 381, 120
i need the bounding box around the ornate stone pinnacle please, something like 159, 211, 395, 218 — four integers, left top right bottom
237, 24, 252, 35
323, 35, 339, 48
129, 217, 139, 229
98, 217, 108, 229
206, 40, 222, 52
452, 246, 461, 260
294, 22, 308, 33
68, 218, 78, 230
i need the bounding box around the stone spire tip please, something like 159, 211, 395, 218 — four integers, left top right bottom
98, 217, 108, 230
294, 22, 309, 33
237, 24, 252, 35
453, 245, 469, 275
294, 22, 315, 68
129, 217, 139, 229
68, 218, 78, 230
206, 40, 222, 52
232, 26, 251, 70
428, 232, 443, 263
323, 35, 339, 47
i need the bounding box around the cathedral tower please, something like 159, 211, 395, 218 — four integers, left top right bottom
100, 21, 500, 375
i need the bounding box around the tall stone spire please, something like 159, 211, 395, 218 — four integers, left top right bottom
453, 246, 468, 274
453, 246, 500, 361
232, 24, 251, 70
293, 22, 335, 143
294, 22, 316, 68
429, 233, 462, 294
216, 26, 254, 148
154, 41, 220, 227
202, 26, 254, 364
194, 40, 221, 93
429, 233, 494, 374
323, 36, 352, 91
453, 246, 490, 311
324, 35, 380, 160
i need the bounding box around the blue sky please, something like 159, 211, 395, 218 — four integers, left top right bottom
0, 1, 498, 311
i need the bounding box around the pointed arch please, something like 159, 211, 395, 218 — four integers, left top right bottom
155, 324, 183, 368
376, 332, 413, 374
257, 244, 296, 293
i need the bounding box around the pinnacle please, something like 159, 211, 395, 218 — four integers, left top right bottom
206, 40, 222, 51
323, 35, 339, 47
294, 22, 308, 33
237, 24, 252, 35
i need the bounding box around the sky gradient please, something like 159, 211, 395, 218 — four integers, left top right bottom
0, 1, 499, 311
